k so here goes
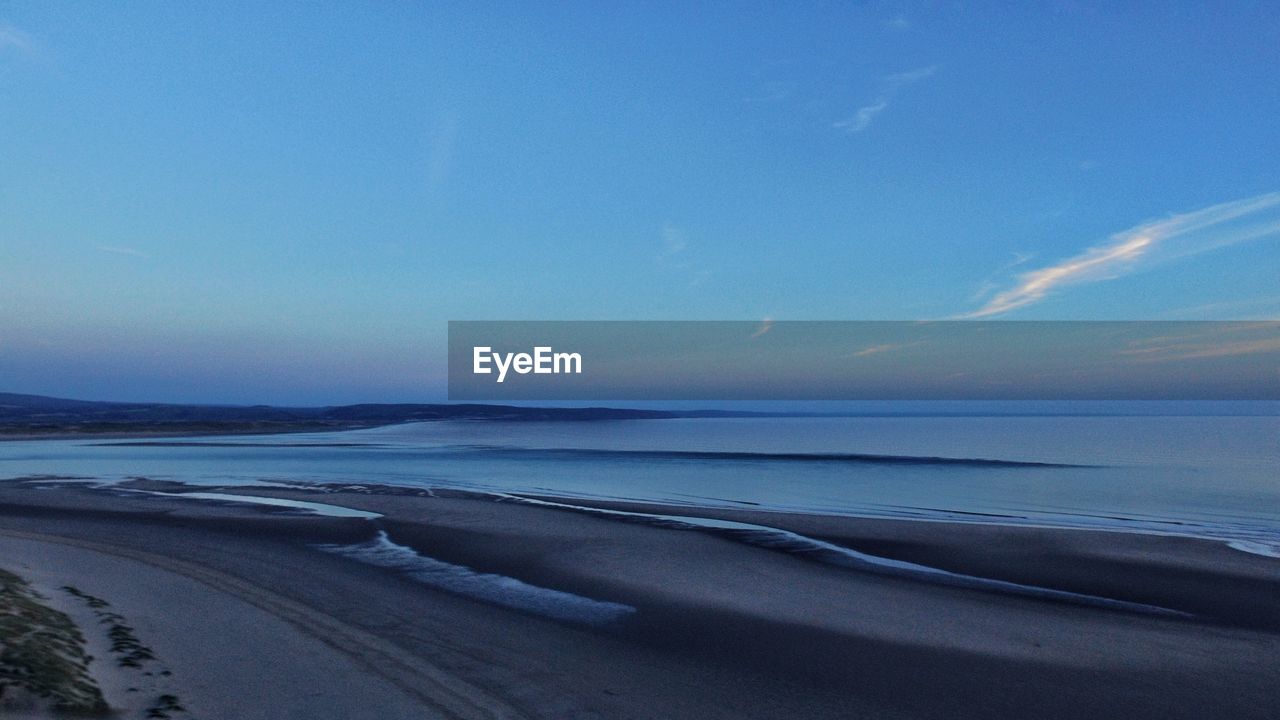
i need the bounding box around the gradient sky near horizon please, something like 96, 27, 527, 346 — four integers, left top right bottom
2, 3, 1279, 404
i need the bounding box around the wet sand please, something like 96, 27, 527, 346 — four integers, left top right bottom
1, 479, 1277, 719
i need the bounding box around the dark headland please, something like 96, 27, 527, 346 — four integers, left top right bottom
0, 392, 753, 439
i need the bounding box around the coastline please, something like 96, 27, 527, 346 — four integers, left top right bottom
0, 393, 690, 443
1, 479, 1277, 718
0, 424, 375, 442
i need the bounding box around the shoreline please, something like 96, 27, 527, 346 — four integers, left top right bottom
218, 481, 1280, 630
1, 479, 1277, 718
0, 424, 375, 442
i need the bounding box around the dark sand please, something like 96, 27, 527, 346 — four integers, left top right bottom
1, 479, 1276, 719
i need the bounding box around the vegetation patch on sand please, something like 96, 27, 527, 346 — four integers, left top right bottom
0, 568, 108, 714
62, 587, 156, 668
62, 586, 186, 719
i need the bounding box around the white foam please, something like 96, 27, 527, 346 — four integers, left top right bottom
1227, 540, 1280, 559
314, 531, 635, 626
145, 491, 383, 519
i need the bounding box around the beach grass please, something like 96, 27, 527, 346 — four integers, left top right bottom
0, 568, 108, 714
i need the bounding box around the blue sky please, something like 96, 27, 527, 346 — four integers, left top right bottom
1, 2, 1278, 403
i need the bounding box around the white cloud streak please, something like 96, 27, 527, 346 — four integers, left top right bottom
960, 191, 1280, 318
833, 101, 888, 133
1120, 330, 1280, 363
659, 225, 687, 259
1163, 295, 1280, 319
750, 318, 774, 338
0, 21, 33, 53
657, 225, 713, 288
834, 65, 937, 134
883, 65, 937, 87
850, 341, 923, 357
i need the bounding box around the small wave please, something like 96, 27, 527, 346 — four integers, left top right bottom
94, 441, 385, 448
458, 446, 1083, 468
314, 531, 636, 626
491, 494, 1191, 618
1227, 540, 1280, 559
126, 490, 383, 519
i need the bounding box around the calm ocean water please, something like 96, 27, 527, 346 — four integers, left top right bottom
3, 415, 1278, 553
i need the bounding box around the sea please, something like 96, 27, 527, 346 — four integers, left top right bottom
2, 413, 1278, 557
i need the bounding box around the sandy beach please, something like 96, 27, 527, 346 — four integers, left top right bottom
1, 478, 1277, 719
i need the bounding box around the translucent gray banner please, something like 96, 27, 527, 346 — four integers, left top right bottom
447, 321, 1280, 401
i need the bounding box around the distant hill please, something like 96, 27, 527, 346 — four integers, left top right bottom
0, 392, 688, 437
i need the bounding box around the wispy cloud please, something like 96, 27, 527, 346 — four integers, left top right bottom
960, 191, 1280, 318
1162, 295, 1280, 320
850, 341, 922, 357
0, 22, 30, 50
1150, 336, 1280, 361
834, 65, 937, 134
833, 100, 888, 133
0, 20, 34, 57
885, 16, 910, 30
963, 235, 1153, 318
970, 251, 1033, 303
1118, 324, 1280, 363
657, 225, 714, 288
97, 245, 150, 259
883, 66, 937, 87
659, 225, 687, 259
750, 318, 774, 338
